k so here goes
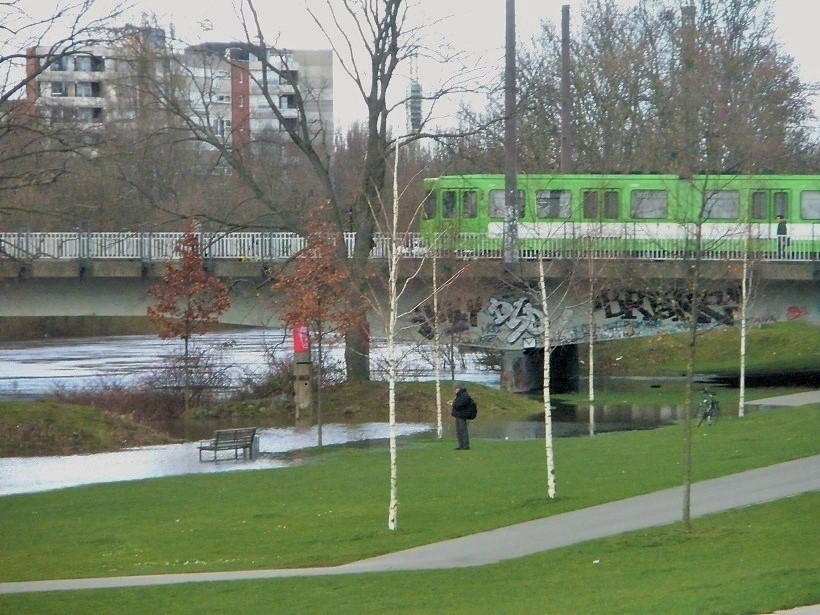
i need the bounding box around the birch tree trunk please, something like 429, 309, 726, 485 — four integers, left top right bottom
538, 254, 556, 499
587, 248, 596, 437
433, 244, 443, 438
739, 226, 749, 418
386, 140, 401, 531
588, 298, 596, 438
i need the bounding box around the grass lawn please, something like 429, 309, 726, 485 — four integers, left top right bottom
589, 321, 820, 378
1, 493, 817, 614
0, 404, 816, 583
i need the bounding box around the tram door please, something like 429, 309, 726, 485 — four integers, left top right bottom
751, 190, 789, 236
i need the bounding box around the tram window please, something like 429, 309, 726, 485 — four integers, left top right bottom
583, 192, 599, 219
631, 190, 668, 218
705, 191, 739, 219
489, 189, 524, 218
536, 190, 571, 218
774, 192, 789, 218
463, 191, 478, 218
604, 191, 619, 219
443, 191, 457, 219
801, 191, 820, 220
751, 192, 767, 220
424, 192, 436, 219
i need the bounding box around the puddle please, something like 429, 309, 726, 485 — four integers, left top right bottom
0, 422, 432, 497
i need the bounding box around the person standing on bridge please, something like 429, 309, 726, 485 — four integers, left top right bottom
451, 384, 477, 450
776, 215, 789, 259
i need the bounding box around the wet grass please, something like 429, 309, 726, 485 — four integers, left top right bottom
0, 402, 176, 457
2, 493, 816, 614
0, 403, 816, 586
590, 321, 820, 378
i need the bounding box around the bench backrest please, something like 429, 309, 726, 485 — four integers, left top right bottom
214, 428, 256, 444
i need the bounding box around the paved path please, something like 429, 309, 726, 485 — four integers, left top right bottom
745, 390, 820, 407
2, 454, 818, 595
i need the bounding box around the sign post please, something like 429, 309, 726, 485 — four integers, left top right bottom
293, 325, 312, 418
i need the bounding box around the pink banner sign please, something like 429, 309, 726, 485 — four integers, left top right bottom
293, 326, 310, 353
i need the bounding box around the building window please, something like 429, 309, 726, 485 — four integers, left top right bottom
76, 107, 103, 122
536, 190, 571, 218
704, 191, 739, 219
49, 56, 68, 72
73, 55, 102, 72
49, 82, 68, 97
630, 190, 668, 219
75, 56, 92, 72
75, 82, 101, 97
217, 94, 231, 103
50, 107, 74, 121
213, 118, 231, 137
279, 94, 296, 109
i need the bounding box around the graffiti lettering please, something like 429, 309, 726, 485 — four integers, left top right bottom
487, 297, 545, 344
593, 288, 738, 327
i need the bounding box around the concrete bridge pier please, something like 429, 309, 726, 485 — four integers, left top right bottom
500, 345, 580, 394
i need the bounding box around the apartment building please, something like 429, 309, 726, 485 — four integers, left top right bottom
183, 42, 334, 151
24, 28, 334, 149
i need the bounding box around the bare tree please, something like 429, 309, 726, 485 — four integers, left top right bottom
509, 0, 818, 175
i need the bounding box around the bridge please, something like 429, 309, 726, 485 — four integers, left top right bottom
2, 230, 818, 392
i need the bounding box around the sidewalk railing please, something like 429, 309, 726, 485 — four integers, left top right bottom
1, 230, 816, 262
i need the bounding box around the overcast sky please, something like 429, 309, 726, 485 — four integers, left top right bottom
17, 0, 820, 131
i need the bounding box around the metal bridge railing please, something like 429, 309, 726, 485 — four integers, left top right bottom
1, 230, 817, 262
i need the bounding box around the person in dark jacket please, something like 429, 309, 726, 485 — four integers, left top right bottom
776, 215, 789, 259
451, 384, 476, 450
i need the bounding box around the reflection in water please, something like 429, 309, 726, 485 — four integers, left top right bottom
469, 403, 688, 440
0, 422, 432, 497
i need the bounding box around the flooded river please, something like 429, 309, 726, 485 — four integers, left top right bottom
0, 329, 499, 398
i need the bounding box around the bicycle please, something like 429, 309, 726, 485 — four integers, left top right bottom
697, 389, 720, 426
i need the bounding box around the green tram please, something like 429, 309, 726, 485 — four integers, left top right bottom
420, 174, 820, 259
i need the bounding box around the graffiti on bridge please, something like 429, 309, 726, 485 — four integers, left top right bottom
404, 285, 809, 350
487, 297, 546, 345
592, 288, 738, 326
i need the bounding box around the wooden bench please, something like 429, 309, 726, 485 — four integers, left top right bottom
198, 427, 257, 462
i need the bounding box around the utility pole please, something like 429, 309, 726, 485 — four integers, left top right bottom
560, 4, 574, 173
504, 0, 519, 265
